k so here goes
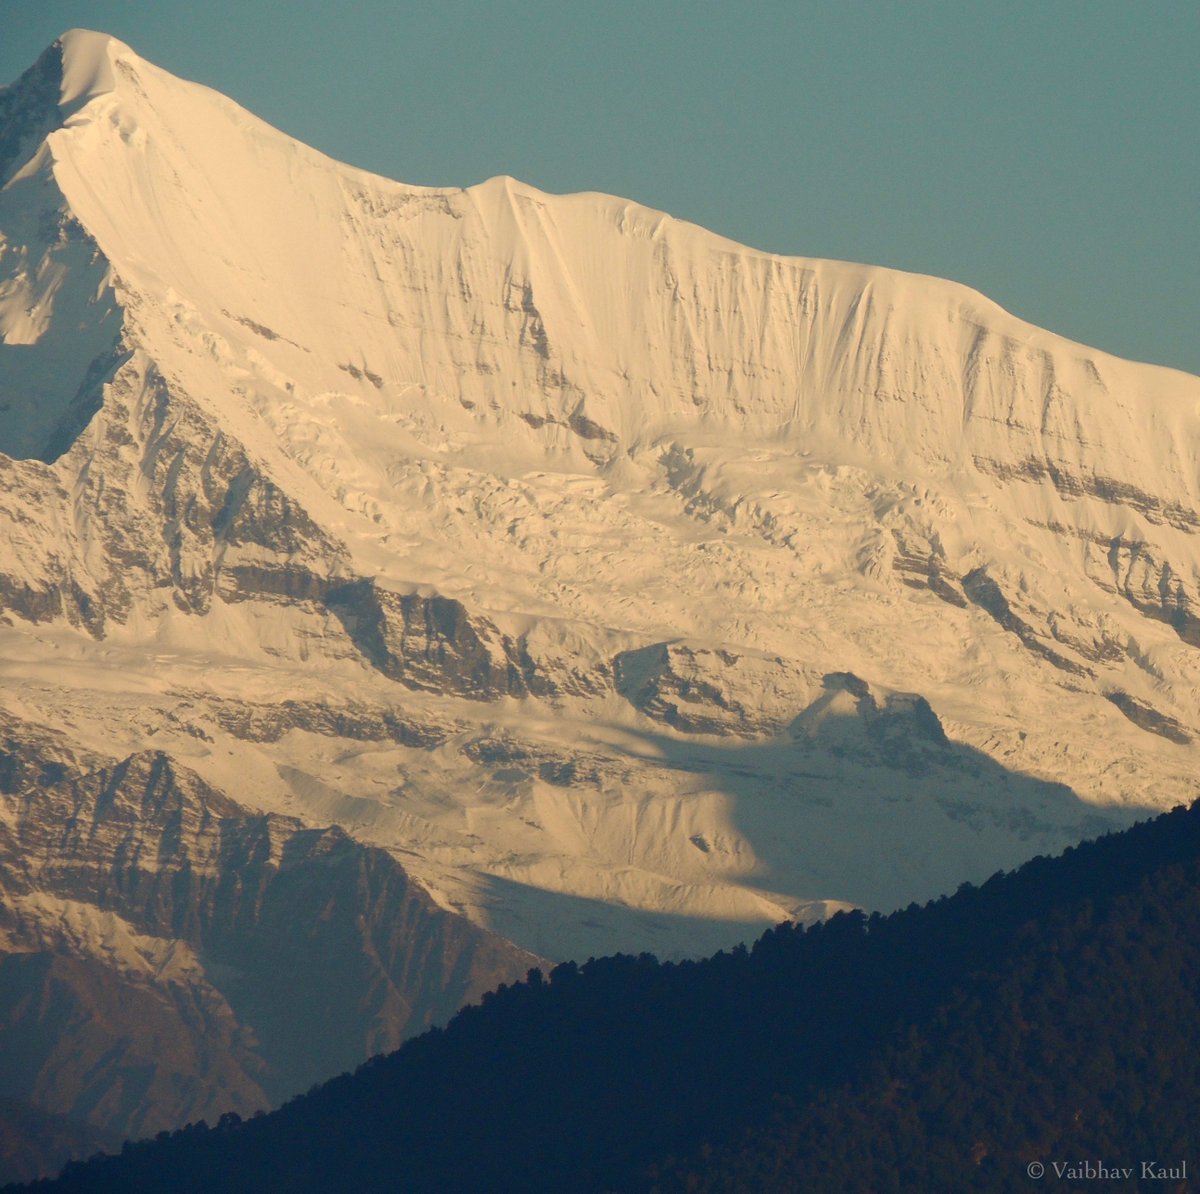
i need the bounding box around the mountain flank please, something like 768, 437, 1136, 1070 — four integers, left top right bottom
0, 717, 537, 1182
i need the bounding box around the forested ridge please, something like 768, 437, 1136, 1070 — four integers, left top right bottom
653, 831, 1199, 1192
16, 801, 1200, 1194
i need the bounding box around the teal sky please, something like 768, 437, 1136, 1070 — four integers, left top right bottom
2, 1, 1197, 376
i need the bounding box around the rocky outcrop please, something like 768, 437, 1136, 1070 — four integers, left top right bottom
324, 580, 611, 702
204, 696, 456, 749
973, 455, 1200, 534
613, 642, 808, 736
1101, 538, 1200, 647
0, 341, 350, 635
93, 360, 347, 619
326, 581, 529, 699
961, 566, 1093, 677
0, 42, 62, 186
0, 948, 266, 1147
790, 673, 953, 774
888, 529, 970, 609
1104, 691, 1192, 745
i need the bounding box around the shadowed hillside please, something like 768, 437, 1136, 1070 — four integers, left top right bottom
18, 801, 1200, 1193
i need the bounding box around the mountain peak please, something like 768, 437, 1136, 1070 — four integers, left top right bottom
0, 27, 1195, 969
0, 30, 135, 187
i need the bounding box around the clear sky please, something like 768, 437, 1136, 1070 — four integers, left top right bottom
2, 1, 1196, 376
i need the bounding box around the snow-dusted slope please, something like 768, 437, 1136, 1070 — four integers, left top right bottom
1, 31, 1196, 962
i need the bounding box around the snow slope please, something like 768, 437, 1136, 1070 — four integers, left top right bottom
1, 30, 1197, 959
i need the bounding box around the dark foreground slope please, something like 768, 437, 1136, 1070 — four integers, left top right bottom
18, 801, 1200, 1194
656, 839, 1199, 1192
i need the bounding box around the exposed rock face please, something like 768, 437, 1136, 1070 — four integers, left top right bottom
789, 673, 953, 774
0, 346, 350, 634
613, 643, 806, 736
0, 720, 538, 1173
326, 581, 532, 699
1104, 691, 1191, 746
1102, 538, 1200, 647
205, 696, 456, 749
960, 566, 1092, 676
0, 42, 63, 188
0, 949, 263, 1145
323, 581, 624, 701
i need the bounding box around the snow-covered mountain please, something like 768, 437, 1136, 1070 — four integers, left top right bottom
2, 27, 1197, 994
